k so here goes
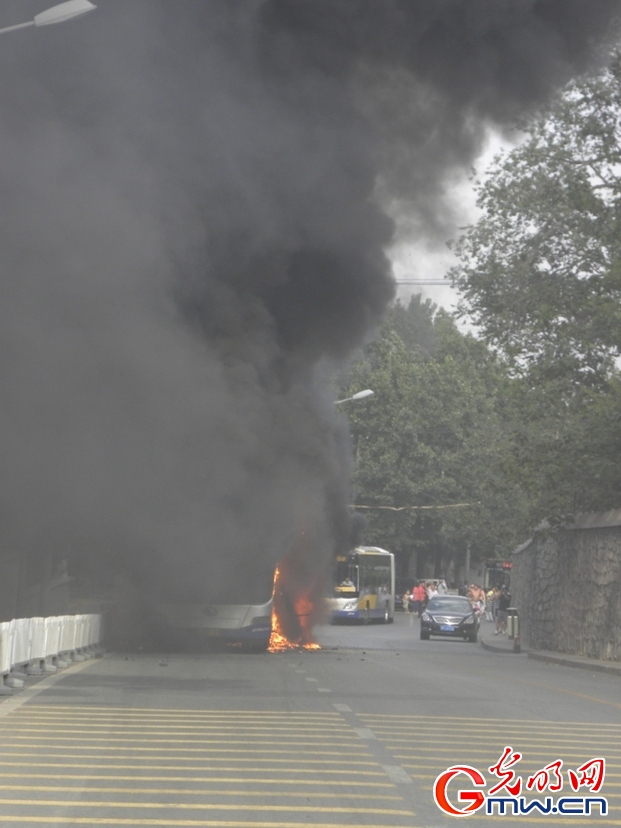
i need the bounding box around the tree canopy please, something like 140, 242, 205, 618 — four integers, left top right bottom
447, 52, 621, 525
345, 55, 621, 577
343, 297, 529, 578
451, 53, 621, 385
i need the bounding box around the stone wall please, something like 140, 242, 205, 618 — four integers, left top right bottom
512, 512, 621, 661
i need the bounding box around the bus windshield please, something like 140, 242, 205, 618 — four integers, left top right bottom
330, 547, 395, 624
334, 561, 358, 595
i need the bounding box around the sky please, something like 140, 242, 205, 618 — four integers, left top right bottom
391, 129, 514, 312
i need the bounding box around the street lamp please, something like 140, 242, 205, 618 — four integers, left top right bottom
0, 0, 96, 35
334, 389, 374, 405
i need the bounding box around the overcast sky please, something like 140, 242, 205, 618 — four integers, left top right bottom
391, 129, 513, 312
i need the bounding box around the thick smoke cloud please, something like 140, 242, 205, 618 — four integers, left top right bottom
0, 1, 618, 613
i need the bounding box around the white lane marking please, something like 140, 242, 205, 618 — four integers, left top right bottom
354, 728, 377, 740
382, 764, 413, 784
333, 704, 352, 712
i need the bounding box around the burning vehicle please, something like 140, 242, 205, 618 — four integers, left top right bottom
146, 534, 325, 652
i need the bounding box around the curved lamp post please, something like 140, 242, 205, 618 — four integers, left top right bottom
334, 389, 374, 405
0, 0, 96, 35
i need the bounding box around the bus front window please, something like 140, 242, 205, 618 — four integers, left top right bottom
334, 563, 358, 595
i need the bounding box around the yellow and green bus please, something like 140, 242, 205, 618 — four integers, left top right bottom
330, 546, 395, 624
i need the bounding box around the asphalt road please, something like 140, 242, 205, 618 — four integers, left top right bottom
0, 613, 619, 828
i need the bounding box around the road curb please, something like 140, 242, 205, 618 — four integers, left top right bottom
480, 636, 524, 655
527, 650, 621, 676
481, 635, 621, 675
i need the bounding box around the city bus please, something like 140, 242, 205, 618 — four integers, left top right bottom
155, 597, 273, 650
151, 556, 317, 652
483, 559, 512, 589
330, 546, 395, 623
153, 572, 274, 651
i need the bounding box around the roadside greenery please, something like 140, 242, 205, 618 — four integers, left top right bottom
451, 52, 621, 384
450, 50, 621, 524
343, 297, 530, 578
346, 52, 621, 577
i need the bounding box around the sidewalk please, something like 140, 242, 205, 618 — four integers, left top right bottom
480, 623, 621, 676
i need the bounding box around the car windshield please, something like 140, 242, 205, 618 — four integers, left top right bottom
427, 597, 472, 614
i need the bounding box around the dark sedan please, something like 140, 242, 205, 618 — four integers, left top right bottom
420, 595, 479, 642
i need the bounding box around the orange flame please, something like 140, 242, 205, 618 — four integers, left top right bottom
268, 565, 321, 653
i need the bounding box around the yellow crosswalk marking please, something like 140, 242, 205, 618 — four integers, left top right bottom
0, 819, 418, 827
16, 706, 341, 716
0, 741, 367, 755
0, 756, 380, 769
0, 785, 402, 799
0, 798, 414, 815
0, 773, 390, 785
359, 713, 621, 727
2, 723, 350, 733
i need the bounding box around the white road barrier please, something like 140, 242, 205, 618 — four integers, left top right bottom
0, 614, 102, 694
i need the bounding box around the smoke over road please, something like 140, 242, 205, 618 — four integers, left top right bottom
0, 1, 617, 615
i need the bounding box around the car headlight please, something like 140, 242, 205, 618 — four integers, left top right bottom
421, 612, 431, 622
461, 614, 475, 626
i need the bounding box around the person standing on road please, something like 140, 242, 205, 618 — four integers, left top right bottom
495, 586, 511, 634
406, 590, 417, 621
485, 587, 495, 621
403, 591, 410, 617
413, 581, 426, 618
491, 586, 501, 624
407, 587, 417, 623
466, 584, 484, 617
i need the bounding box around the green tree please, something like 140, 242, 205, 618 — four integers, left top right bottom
452, 53, 621, 384
450, 51, 621, 522
384, 294, 437, 359
502, 373, 621, 524
345, 298, 528, 579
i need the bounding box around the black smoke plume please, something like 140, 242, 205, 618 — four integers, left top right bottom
0, 1, 617, 625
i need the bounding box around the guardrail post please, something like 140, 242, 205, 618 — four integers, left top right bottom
507, 607, 518, 640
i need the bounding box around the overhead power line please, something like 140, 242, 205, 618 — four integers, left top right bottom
395, 280, 452, 285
